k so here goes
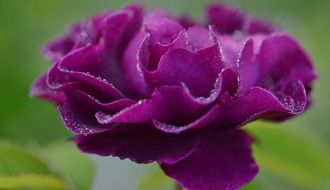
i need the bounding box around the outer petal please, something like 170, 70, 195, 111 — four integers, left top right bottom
191, 84, 306, 130
42, 23, 81, 61
75, 124, 199, 164
161, 129, 258, 190
258, 33, 317, 85
56, 41, 125, 100
95, 86, 212, 126
57, 90, 135, 135
265, 79, 307, 121
96, 68, 238, 128
42, 35, 75, 61
30, 73, 66, 104
58, 103, 108, 135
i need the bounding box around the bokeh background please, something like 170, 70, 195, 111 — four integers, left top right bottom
0, 0, 330, 189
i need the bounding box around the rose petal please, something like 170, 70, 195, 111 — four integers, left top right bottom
196, 27, 224, 73
258, 33, 317, 85
218, 34, 247, 70
161, 129, 258, 190
42, 23, 82, 61
57, 41, 125, 99
122, 32, 150, 98
244, 17, 275, 34
30, 73, 66, 104
238, 39, 260, 94
58, 102, 109, 135
96, 70, 233, 137
103, 10, 131, 52
145, 49, 217, 97
193, 85, 306, 130
152, 68, 238, 134
143, 15, 183, 45
177, 15, 198, 28
265, 79, 307, 121
75, 124, 199, 164
97, 67, 238, 128
187, 26, 214, 51
96, 85, 213, 126
149, 30, 189, 70
67, 90, 135, 112
206, 4, 245, 34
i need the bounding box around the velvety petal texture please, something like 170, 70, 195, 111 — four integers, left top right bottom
161, 130, 258, 190
31, 3, 317, 190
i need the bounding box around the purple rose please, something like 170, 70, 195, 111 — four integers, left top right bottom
31, 3, 317, 190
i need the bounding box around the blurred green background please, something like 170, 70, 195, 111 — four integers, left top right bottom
0, 0, 329, 189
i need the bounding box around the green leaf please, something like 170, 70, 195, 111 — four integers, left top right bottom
0, 141, 50, 175
0, 141, 67, 189
0, 140, 95, 190
245, 121, 330, 190
0, 174, 66, 190
45, 142, 95, 190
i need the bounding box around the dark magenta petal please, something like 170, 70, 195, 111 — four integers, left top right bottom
75, 124, 199, 164
95, 85, 216, 126
239, 39, 257, 93
206, 4, 245, 34
67, 90, 135, 112
199, 85, 306, 129
152, 68, 238, 134
238, 38, 263, 94
210, 26, 247, 69
187, 26, 214, 51
177, 15, 198, 29
244, 17, 276, 34
57, 41, 125, 99
122, 32, 150, 98
258, 33, 318, 85
30, 73, 66, 104
145, 49, 217, 97
58, 102, 109, 135
95, 68, 237, 127
161, 129, 258, 190
42, 35, 75, 61
122, 4, 144, 36
149, 30, 189, 70
266, 79, 307, 120
142, 15, 183, 45
103, 10, 131, 52
42, 23, 82, 61
195, 27, 224, 73
58, 91, 135, 135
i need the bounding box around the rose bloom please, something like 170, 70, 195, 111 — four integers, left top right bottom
31, 3, 317, 190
